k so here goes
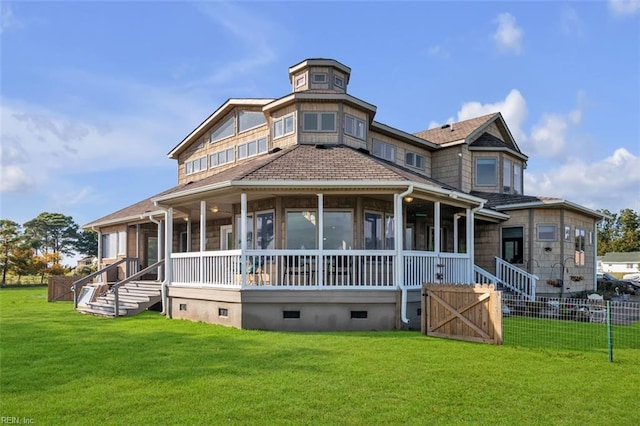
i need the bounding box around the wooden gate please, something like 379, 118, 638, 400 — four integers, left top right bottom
48, 276, 82, 302
422, 283, 502, 345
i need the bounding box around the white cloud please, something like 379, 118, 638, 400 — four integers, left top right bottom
0, 4, 23, 33
0, 100, 175, 195
525, 148, 640, 212
609, 0, 640, 16
493, 13, 523, 55
458, 89, 528, 143
527, 107, 582, 158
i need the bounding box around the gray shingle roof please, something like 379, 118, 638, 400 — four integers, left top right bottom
414, 113, 498, 145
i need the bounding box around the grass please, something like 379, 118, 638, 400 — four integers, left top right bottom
1, 288, 639, 425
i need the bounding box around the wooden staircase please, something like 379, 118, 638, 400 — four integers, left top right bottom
78, 281, 162, 317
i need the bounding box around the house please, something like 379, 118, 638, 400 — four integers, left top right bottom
77, 58, 605, 330
598, 252, 640, 275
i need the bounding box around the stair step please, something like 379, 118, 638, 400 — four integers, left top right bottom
79, 304, 127, 316
104, 294, 151, 303
90, 299, 139, 309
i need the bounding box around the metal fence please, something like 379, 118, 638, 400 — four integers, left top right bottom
502, 295, 640, 361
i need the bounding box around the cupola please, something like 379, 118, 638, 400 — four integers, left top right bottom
288, 58, 351, 94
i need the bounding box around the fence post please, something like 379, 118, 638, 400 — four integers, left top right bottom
606, 301, 613, 363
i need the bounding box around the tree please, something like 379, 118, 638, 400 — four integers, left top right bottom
23, 213, 80, 260
597, 208, 640, 255
75, 229, 98, 257
10, 246, 37, 284
0, 220, 22, 284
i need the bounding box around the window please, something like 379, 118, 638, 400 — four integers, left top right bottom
405, 152, 425, 169
324, 211, 353, 249
117, 230, 126, 255
589, 231, 594, 245
364, 212, 383, 249
372, 139, 396, 162
303, 112, 336, 132
503, 159, 512, 193
514, 163, 522, 194
312, 73, 327, 83
286, 211, 317, 249
210, 148, 235, 168
564, 226, 571, 242
295, 75, 306, 87
185, 157, 207, 175
575, 228, 586, 266
476, 158, 497, 186
237, 137, 268, 159
502, 227, 523, 264
334, 76, 344, 88
537, 224, 557, 241
255, 211, 274, 250
238, 111, 266, 133
364, 212, 394, 249
273, 113, 295, 139
101, 233, 117, 259
209, 116, 235, 143
344, 114, 366, 140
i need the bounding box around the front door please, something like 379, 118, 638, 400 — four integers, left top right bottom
220, 225, 233, 250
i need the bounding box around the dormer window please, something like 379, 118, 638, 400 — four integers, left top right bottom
344, 114, 366, 140
238, 111, 266, 133
210, 116, 235, 143
405, 151, 425, 170
273, 113, 295, 139
503, 159, 512, 193
372, 139, 396, 162
303, 112, 336, 132
476, 158, 497, 186
514, 163, 522, 194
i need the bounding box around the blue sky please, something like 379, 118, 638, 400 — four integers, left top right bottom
1, 0, 639, 233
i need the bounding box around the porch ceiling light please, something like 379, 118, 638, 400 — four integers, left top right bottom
404, 196, 414, 203
210, 206, 219, 213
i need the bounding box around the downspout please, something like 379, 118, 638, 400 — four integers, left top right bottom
468, 202, 485, 284
398, 185, 414, 325
147, 210, 169, 315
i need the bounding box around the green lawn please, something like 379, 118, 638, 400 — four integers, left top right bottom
1, 288, 639, 425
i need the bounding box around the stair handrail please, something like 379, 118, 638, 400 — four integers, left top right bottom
72, 258, 129, 309
112, 259, 165, 317
474, 265, 503, 286
495, 257, 538, 300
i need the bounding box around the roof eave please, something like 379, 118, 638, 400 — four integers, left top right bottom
371, 121, 440, 150
494, 200, 606, 219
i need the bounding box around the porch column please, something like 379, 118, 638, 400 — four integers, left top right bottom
157, 219, 164, 282
240, 193, 248, 288
466, 207, 474, 283
97, 230, 102, 264
200, 201, 206, 284
453, 214, 461, 253
317, 193, 324, 286
593, 221, 599, 292
164, 208, 174, 314
394, 193, 403, 286
135, 225, 140, 259
186, 218, 192, 252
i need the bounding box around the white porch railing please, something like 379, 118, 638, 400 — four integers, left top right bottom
494, 257, 538, 300
404, 252, 471, 288
171, 249, 472, 289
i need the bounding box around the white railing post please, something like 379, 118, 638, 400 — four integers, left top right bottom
317, 193, 324, 287
200, 201, 206, 284
240, 193, 248, 288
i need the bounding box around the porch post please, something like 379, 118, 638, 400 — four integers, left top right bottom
96, 230, 103, 282
164, 208, 173, 314
394, 193, 403, 285
186, 218, 192, 252
135, 225, 140, 261
453, 214, 460, 253
466, 207, 474, 283
317, 193, 324, 286
157, 219, 164, 282
200, 201, 206, 284
240, 193, 248, 288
